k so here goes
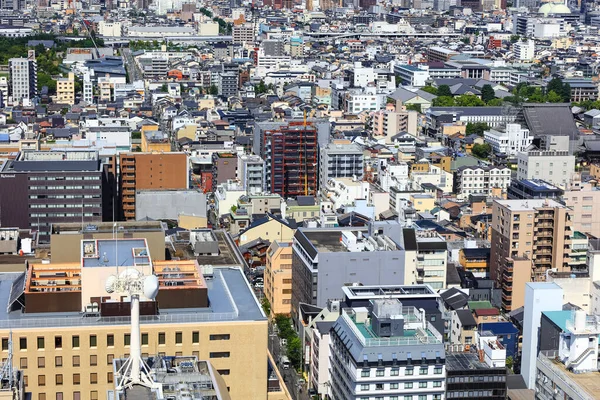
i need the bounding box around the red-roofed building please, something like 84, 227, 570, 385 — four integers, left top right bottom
473, 308, 500, 325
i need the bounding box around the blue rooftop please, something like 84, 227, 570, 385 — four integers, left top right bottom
82, 239, 149, 268
542, 310, 573, 332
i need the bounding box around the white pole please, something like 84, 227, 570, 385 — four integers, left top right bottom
130, 294, 141, 383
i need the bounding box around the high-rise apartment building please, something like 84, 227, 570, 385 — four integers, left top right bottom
490, 199, 573, 312
232, 24, 254, 45
329, 299, 445, 400
0, 150, 106, 243
238, 154, 264, 195
0, 235, 269, 400
264, 241, 293, 316
9, 50, 37, 104
119, 152, 188, 220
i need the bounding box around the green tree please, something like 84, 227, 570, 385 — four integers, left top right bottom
405, 103, 422, 113
506, 356, 514, 372
466, 122, 490, 136
547, 90, 563, 103
209, 85, 218, 95
455, 95, 485, 107
432, 96, 455, 107
528, 88, 546, 103
437, 84, 452, 97
547, 77, 564, 95
561, 83, 571, 102
481, 84, 496, 103
421, 85, 438, 95
487, 98, 504, 106
160, 83, 168, 93
287, 336, 302, 370
395, 75, 402, 87
472, 143, 492, 159
510, 35, 520, 43
261, 297, 271, 316
255, 80, 267, 94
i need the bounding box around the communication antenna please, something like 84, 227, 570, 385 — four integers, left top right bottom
106, 269, 160, 391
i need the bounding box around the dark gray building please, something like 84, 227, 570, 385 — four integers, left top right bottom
446, 351, 508, 400
0, 150, 106, 243
291, 227, 406, 325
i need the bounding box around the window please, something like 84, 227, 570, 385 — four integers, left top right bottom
404, 397, 413, 400
107, 334, 114, 347
433, 381, 442, 387
142, 334, 148, 346
1, 339, 7, 351
376, 383, 384, 390
19, 338, 27, 350
55, 356, 62, 367
217, 369, 230, 375
38, 375, 45, 386
37, 337, 44, 349
419, 382, 427, 388
405, 382, 413, 389
107, 354, 114, 365
56, 394, 63, 400
73, 374, 80, 385
434, 367, 443, 374
419, 367, 428, 375
158, 333, 165, 345
192, 332, 199, 344
419, 396, 426, 400
391, 383, 399, 389
405, 368, 414, 376
210, 334, 231, 341
90, 373, 97, 384
38, 357, 45, 368
73, 393, 80, 400
107, 372, 113, 383
361, 384, 369, 391
72, 356, 80, 367
89, 335, 97, 347
55, 374, 63, 385
90, 355, 97, 366
72, 336, 79, 349
361, 369, 370, 377
124, 334, 131, 346
175, 332, 183, 344
391, 368, 399, 376
376, 369, 384, 377
54, 336, 62, 349
90, 391, 98, 400
39, 395, 46, 400
20, 358, 27, 369
209, 352, 230, 358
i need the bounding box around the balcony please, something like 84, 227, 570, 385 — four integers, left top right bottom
536, 240, 552, 246
535, 223, 554, 229
535, 249, 552, 255
502, 292, 512, 302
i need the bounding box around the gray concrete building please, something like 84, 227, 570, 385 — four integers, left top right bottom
135, 189, 207, 220
319, 142, 364, 190
291, 227, 406, 323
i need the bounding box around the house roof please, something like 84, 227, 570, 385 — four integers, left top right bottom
456, 309, 477, 327
522, 103, 579, 140
474, 308, 499, 317
440, 287, 469, 310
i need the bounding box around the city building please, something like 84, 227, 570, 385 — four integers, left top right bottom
56, 72, 75, 105
141, 130, 171, 152
232, 23, 254, 45
513, 39, 535, 61
490, 199, 573, 312
238, 154, 265, 195
0, 234, 269, 400
0, 151, 106, 243
563, 183, 600, 238
118, 152, 189, 221
507, 179, 564, 200
483, 123, 532, 156
319, 141, 364, 186
393, 64, 430, 87
264, 241, 293, 316
291, 226, 406, 321
454, 165, 511, 200
211, 152, 238, 192
445, 348, 508, 400
516, 149, 575, 189
329, 299, 445, 400
9, 50, 37, 104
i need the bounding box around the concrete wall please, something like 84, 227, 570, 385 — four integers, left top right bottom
136, 190, 206, 221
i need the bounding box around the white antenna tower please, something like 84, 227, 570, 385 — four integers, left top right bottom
106, 269, 160, 392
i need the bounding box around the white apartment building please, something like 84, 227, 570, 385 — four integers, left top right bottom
319, 142, 364, 186
353, 65, 396, 91
329, 299, 446, 400
484, 123, 532, 156
411, 164, 453, 193
393, 64, 430, 87
516, 149, 575, 189
214, 180, 246, 216
323, 178, 370, 210
403, 229, 448, 289
455, 166, 512, 200
9, 51, 37, 104
98, 21, 122, 37
513, 40, 535, 61
345, 89, 386, 113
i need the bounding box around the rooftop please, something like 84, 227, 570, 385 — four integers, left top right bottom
51, 221, 165, 235
342, 284, 438, 299
495, 198, 567, 212
81, 239, 150, 268
446, 352, 502, 371
538, 351, 600, 400
2, 150, 101, 173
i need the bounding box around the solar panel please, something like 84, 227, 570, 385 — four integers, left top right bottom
7, 272, 26, 312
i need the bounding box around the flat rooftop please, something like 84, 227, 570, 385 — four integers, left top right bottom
495, 199, 566, 212
343, 285, 438, 299
82, 239, 150, 268
2, 150, 101, 172
52, 221, 164, 234
0, 266, 264, 329
539, 352, 600, 399
446, 352, 499, 371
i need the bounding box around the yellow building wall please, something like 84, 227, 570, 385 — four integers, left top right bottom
176, 124, 197, 141
178, 214, 208, 230
238, 219, 295, 246
3, 320, 267, 400
410, 195, 435, 213
264, 243, 293, 317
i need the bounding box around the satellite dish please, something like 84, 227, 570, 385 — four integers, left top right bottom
143, 275, 159, 300
105, 275, 117, 293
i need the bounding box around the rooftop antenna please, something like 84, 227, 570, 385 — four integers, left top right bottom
106, 269, 160, 392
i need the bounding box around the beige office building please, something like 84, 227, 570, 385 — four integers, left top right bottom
1, 236, 269, 400
264, 241, 293, 316
490, 199, 573, 312
56, 73, 75, 105
563, 183, 600, 238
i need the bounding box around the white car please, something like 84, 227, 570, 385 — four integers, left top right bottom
255, 282, 264, 288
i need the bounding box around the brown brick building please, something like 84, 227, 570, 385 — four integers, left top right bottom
119, 152, 188, 220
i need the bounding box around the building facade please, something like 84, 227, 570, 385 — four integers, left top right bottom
264, 241, 293, 316
319, 142, 364, 189
9, 50, 37, 104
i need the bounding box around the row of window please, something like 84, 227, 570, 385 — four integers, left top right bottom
360, 367, 443, 377
30, 213, 99, 218
7, 332, 230, 351
38, 391, 99, 400
359, 395, 442, 400
30, 204, 100, 209
29, 195, 101, 199
360, 381, 443, 390
36, 372, 107, 386
28, 176, 97, 181
29, 186, 101, 190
